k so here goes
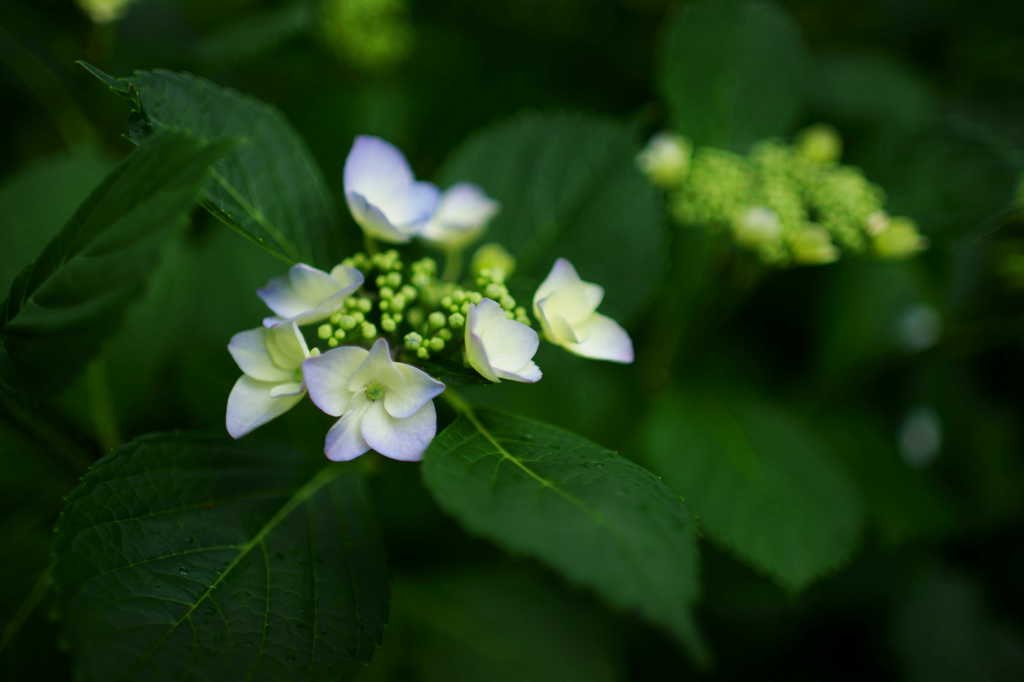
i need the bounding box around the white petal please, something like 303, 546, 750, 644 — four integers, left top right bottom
227, 328, 292, 382
302, 346, 369, 416
496, 360, 542, 383
257, 274, 309, 320
264, 323, 308, 370
384, 363, 445, 419
388, 181, 440, 234
226, 376, 304, 439
465, 326, 499, 382
346, 191, 410, 243
269, 381, 305, 398
347, 338, 401, 392
343, 135, 414, 208
324, 406, 370, 462
468, 299, 539, 379
361, 400, 436, 462
534, 296, 581, 345
289, 263, 344, 304
565, 313, 634, 363
534, 258, 582, 306
421, 183, 499, 245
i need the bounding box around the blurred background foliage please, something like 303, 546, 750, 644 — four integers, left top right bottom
2, 0, 1024, 679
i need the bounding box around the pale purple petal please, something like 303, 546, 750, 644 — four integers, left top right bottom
346, 191, 410, 243
226, 375, 304, 439
361, 400, 437, 462
534, 258, 582, 306
302, 346, 369, 416
388, 181, 441, 233
343, 135, 414, 206
567, 313, 634, 363
324, 407, 371, 462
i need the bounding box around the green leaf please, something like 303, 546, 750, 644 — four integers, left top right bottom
641, 391, 864, 591
438, 112, 666, 321
657, 0, 807, 151
53, 433, 388, 682
83, 64, 337, 265
421, 400, 705, 662
359, 566, 619, 682
0, 149, 114, 295
0, 131, 230, 393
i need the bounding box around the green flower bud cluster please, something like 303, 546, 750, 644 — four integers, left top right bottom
660, 125, 926, 266
311, 248, 535, 363
318, 0, 412, 71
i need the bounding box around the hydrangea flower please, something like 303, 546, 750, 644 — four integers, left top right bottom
420, 183, 500, 249
303, 338, 444, 461
226, 323, 310, 438
465, 298, 542, 383
258, 263, 364, 327
344, 135, 440, 243
533, 258, 634, 364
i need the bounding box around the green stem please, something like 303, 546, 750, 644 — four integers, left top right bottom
363, 234, 380, 255
85, 358, 121, 451
442, 248, 463, 282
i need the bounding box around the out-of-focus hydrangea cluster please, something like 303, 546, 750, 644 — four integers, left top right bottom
637, 125, 927, 266
318, 0, 413, 71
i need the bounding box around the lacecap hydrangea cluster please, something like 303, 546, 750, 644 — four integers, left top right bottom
636, 124, 927, 265
225, 136, 634, 462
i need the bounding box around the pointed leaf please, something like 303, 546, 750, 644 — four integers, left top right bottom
84, 64, 337, 264
642, 391, 864, 591
0, 132, 231, 393
422, 405, 705, 662
53, 433, 388, 682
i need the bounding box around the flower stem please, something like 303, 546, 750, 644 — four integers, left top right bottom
442, 248, 463, 282
363, 234, 379, 255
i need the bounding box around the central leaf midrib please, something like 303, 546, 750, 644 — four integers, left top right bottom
121, 463, 345, 680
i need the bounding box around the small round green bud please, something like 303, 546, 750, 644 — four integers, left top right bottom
407, 309, 424, 327
637, 132, 692, 188
391, 293, 406, 310
379, 286, 395, 299
874, 217, 927, 258
339, 314, 357, 330
351, 311, 365, 324
358, 298, 372, 313
329, 312, 343, 325
796, 123, 842, 164
438, 328, 452, 341
308, 347, 321, 357
361, 322, 377, 339
386, 272, 402, 288
401, 284, 417, 300
471, 243, 516, 281
381, 317, 397, 332
317, 324, 333, 340
327, 337, 339, 347
441, 295, 454, 309
453, 290, 466, 304
404, 332, 423, 349
417, 346, 430, 359
461, 301, 471, 315
428, 311, 446, 329
500, 295, 516, 310
789, 226, 839, 265
485, 283, 505, 298
448, 312, 465, 328
429, 337, 445, 352
333, 328, 346, 340
468, 291, 482, 304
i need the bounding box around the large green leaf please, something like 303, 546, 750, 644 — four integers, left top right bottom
421, 401, 705, 662
642, 391, 864, 591
53, 433, 388, 682
83, 63, 337, 265
0, 131, 230, 393
657, 0, 807, 151
437, 112, 666, 321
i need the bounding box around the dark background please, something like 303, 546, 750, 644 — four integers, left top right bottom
2, 0, 1023, 679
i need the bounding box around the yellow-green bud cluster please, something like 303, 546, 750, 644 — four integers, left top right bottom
470, 243, 516, 282
318, 0, 413, 72
660, 125, 926, 266
312, 248, 535, 363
